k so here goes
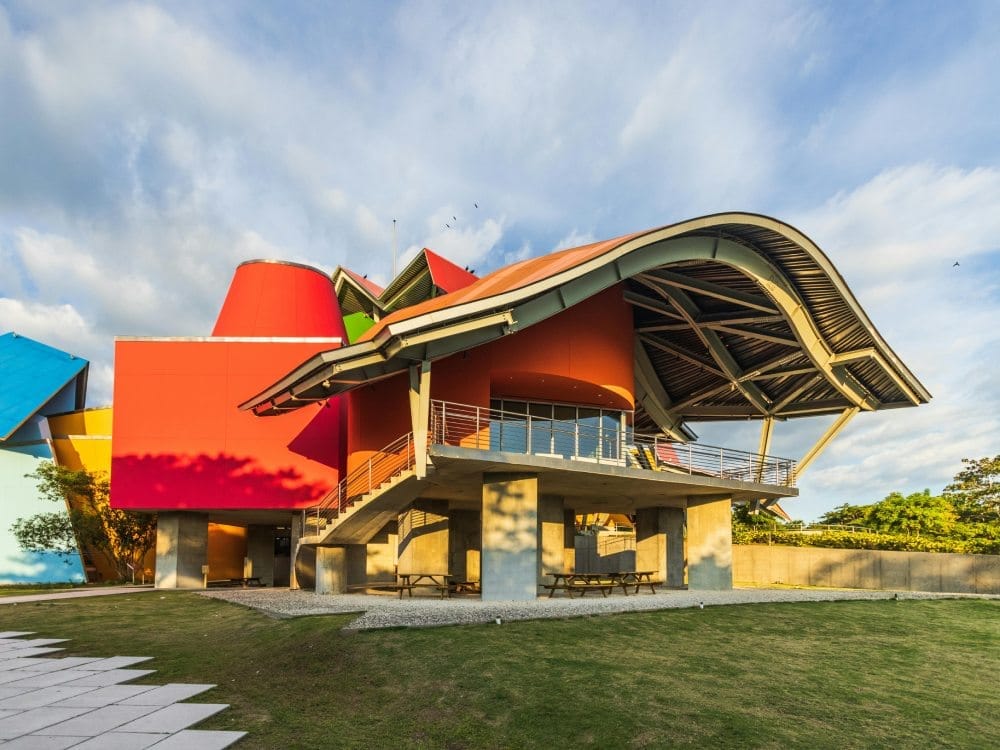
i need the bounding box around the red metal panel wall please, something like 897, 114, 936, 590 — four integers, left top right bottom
111, 339, 344, 511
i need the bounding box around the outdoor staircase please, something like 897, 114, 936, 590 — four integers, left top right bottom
301, 432, 427, 546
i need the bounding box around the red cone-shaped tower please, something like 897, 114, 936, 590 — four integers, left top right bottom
212, 260, 347, 340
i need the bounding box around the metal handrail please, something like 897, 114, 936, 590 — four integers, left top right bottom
302, 432, 416, 536
304, 398, 797, 537
429, 399, 796, 486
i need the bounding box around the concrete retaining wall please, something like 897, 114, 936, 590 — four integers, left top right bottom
734, 545, 1000, 594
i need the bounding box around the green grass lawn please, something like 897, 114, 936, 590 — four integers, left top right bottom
1, 594, 997, 749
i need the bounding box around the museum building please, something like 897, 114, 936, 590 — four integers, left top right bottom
109, 212, 929, 600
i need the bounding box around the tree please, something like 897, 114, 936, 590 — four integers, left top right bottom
944, 455, 1000, 523
818, 503, 874, 527
865, 489, 957, 537
12, 462, 157, 582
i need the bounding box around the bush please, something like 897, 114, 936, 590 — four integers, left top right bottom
732, 525, 1000, 555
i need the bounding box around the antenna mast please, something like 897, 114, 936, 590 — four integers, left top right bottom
392, 219, 397, 278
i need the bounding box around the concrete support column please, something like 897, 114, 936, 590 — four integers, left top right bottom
289, 512, 303, 590
538, 496, 566, 589
481, 473, 538, 601
448, 509, 481, 582
315, 546, 348, 594
687, 497, 733, 590
246, 526, 275, 587
397, 500, 449, 573
664, 508, 685, 587
155, 512, 208, 589
563, 509, 576, 573
636, 507, 687, 587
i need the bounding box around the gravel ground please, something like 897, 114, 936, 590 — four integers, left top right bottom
198, 587, 998, 631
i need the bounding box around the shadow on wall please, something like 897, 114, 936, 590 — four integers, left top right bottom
112, 453, 327, 510
734, 545, 1000, 595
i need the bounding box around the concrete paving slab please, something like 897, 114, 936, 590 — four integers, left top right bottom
0, 670, 99, 689
0, 707, 20, 718
72, 731, 168, 749
75, 656, 154, 671
0, 706, 91, 739
0, 640, 68, 651
149, 729, 247, 749
2, 734, 89, 749
60, 669, 156, 687
10, 657, 103, 672
0, 686, 96, 709
38, 704, 162, 736
115, 703, 228, 734
50, 684, 159, 708
2, 658, 90, 674
120, 684, 216, 706
0, 649, 65, 660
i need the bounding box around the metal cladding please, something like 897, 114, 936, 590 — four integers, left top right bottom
0, 332, 88, 441
213, 259, 348, 339
110, 260, 347, 512
241, 213, 929, 437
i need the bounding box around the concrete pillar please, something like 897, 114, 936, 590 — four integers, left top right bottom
155, 512, 208, 589
397, 500, 449, 573
687, 497, 733, 590
315, 546, 348, 594
563, 509, 576, 573
365, 523, 399, 583
664, 508, 685, 587
481, 473, 539, 601
538, 496, 566, 589
289, 512, 303, 590
346, 544, 368, 586
636, 508, 686, 587
246, 526, 275, 587
448, 510, 481, 582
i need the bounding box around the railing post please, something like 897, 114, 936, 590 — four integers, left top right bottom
442, 403, 447, 445
476, 405, 481, 449
526, 414, 532, 455
368, 459, 372, 493
688, 443, 692, 474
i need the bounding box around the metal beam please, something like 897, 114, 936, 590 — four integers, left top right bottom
623, 290, 686, 321
699, 323, 799, 347
794, 407, 859, 478
642, 280, 773, 415
638, 334, 726, 378
408, 361, 432, 478
770, 374, 824, 414
633, 340, 691, 441
638, 269, 779, 313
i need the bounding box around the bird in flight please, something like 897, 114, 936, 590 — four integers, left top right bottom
474, 202, 479, 208
953, 261, 960, 267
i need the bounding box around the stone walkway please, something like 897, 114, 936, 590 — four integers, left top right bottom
201, 586, 999, 630
0, 632, 244, 748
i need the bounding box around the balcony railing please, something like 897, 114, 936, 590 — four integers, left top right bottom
303, 399, 797, 537
430, 399, 796, 487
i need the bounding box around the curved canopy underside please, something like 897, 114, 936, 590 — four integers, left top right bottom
241, 213, 930, 438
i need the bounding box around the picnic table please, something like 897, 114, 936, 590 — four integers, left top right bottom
398, 572, 454, 598
543, 571, 662, 597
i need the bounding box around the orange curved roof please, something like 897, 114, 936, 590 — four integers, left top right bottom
359, 230, 644, 342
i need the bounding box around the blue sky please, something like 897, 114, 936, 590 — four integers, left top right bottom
1, 0, 998, 520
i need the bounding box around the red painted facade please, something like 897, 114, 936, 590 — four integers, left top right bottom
111, 261, 346, 511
